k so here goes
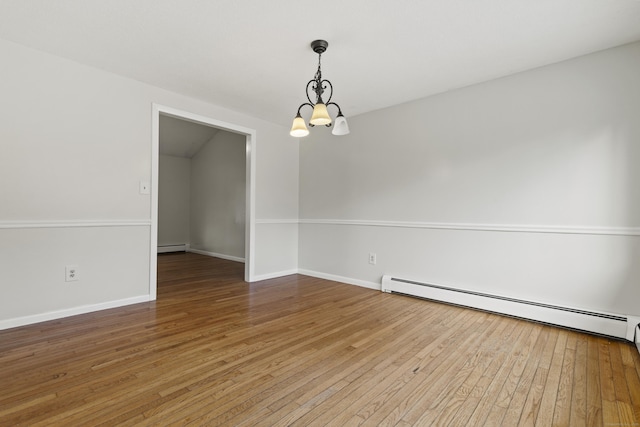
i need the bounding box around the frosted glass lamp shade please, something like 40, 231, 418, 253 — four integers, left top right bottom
309, 103, 331, 126
331, 114, 350, 136
290, 114, 309, 137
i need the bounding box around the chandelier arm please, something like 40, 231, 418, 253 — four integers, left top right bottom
295, 102, 320, 127
296, 102, 315, 116
325, 101, 343, 115
306, 80, 319, 105
322, 80, 333, 104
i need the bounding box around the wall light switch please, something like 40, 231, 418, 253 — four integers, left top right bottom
139, 181, 150, 195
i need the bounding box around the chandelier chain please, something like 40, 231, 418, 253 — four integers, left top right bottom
315, 53, 322, 81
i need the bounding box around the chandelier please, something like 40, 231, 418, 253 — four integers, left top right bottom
290, 40, 350, 137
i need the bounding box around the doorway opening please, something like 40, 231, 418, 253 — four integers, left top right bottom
150, 104, 256, 300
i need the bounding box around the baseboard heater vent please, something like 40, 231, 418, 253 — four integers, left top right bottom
382, 275, 639, 344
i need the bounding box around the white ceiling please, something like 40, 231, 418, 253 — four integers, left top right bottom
1, 1, 640, 127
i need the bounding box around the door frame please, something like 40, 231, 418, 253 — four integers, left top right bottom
150, 103, 256, 299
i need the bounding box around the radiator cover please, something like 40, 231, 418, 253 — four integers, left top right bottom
382, 275, 638, 342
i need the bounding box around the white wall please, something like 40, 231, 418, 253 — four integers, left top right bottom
158, 154, 191, 247
190, 131, 246, 259
6, 31, 636, 330
253, 124, 300, 279
299, 42, 640, 316
0, 38, 299, 329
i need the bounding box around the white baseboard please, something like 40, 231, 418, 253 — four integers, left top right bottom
251, 269, 299, 282
249, 269, 380, 290
187, 247, 245, 263
157, 244, 187, 253
0, 295, 151, 331
250, 269, 379, 288
298, 269, 381, 291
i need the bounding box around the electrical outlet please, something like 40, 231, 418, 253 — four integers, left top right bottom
65, 265, 79, 282
368, 253, 377, 265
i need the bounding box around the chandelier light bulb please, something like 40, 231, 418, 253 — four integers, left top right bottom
310, 103, 331, 126
290, 114, 310, 137
331, 113, 350, 136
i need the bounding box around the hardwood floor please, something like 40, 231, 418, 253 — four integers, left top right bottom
1, 252, 639, 426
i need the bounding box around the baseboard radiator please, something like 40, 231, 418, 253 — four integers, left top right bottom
382, 275, 640, 346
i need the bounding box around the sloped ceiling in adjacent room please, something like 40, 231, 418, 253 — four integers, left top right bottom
159, 115, 218, 159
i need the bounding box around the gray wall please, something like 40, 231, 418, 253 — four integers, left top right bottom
190, 131, 246, 259
299, 42, 640, 316
158, 154, 191, 247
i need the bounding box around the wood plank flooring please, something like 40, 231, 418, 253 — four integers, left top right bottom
1, 252, 639, 426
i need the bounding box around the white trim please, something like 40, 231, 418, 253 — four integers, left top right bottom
157, 244, 187, 253
188, 247, 245, 263
151, 104, 257, 295
250, 268, 380, 288
255, 219, 299, 224
245, 131, 257, 282
299, 219, 640, 236
251, 269, 299, 282
0, 220, 151, 229
298, 269, 381, 291
0, 295, 150, 331
150, 105, 160, 300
